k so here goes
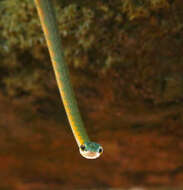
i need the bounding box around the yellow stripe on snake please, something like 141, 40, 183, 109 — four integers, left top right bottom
34, 0, 103, 159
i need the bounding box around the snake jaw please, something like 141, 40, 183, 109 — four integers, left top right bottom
79, 142, 103, 159
79, 150, 101, 159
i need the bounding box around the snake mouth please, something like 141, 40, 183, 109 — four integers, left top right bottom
79, 150, 101, 159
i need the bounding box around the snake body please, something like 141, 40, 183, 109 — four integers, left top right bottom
34, 0, 103, 159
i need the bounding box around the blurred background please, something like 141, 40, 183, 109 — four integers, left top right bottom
0, 0, 183, 189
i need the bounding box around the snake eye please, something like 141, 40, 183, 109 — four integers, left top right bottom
80, 145, 86, 151
98, 147, 103, 153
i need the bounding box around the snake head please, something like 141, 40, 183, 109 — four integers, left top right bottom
79, 142, 103, 159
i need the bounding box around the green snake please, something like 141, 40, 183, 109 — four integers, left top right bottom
34, 0, 103, 159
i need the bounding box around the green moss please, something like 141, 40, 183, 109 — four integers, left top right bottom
0, 0, 182, 105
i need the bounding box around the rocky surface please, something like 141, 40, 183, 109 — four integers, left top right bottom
0, 83, 183, 190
